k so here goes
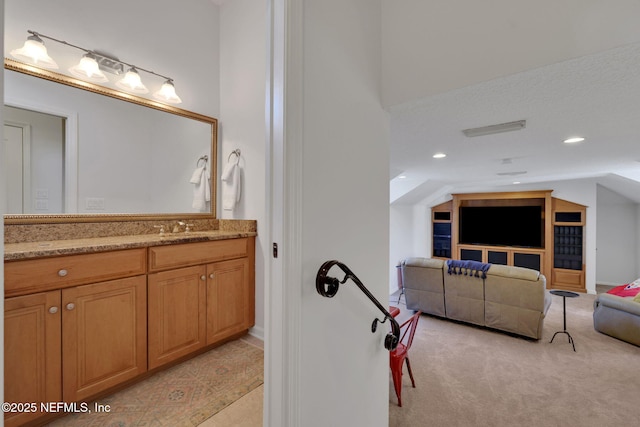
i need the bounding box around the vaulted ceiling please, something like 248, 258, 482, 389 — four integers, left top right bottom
383, 1, 640, 204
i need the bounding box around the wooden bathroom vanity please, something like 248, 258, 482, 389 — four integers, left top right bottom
3, 229, 255, 427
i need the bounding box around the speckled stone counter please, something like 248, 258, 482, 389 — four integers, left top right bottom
4, 219, 257, 260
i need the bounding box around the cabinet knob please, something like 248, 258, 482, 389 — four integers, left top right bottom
65, 303, 75, 311
200, 275, 206, 281
209, 273, 215, 279
49, 306, 59, 314
58, 269, 68, 277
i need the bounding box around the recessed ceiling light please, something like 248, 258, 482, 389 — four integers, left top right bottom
397, 175, 407, 179
433, 153, 446, 159
564, 137, 585, 143
513, 181, 521, 184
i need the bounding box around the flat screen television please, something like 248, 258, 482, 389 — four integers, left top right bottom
458, 205, 543, 248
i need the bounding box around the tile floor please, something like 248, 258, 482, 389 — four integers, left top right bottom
200, 335, 264, 426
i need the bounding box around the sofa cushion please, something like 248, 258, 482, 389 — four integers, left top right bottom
443, 271, 485, 326
485, 264, 541, 281
403, 257, 445, 269
402, 258, 446, 317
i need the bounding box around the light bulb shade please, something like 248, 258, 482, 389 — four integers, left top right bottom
116, 68, 149, 93
10, 35, 59, 69
69, 54, 108, 82
153, 80, 182, 104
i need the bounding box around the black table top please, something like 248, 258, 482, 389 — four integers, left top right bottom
550, 290, 579, 298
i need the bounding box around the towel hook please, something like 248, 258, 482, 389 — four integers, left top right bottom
228, 149, 241, 164
197, 155, 208, 168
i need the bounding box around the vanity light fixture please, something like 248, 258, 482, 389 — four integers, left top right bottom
563, 137, 585, 144
10, 32, 58, 69
69, 53, 108, 82
154, 80, 182, 104
116, 67, 149, 94
11, 30, 182, 104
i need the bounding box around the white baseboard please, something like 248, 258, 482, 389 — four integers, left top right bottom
597, 281, 622, 287
249, 325, 264, 341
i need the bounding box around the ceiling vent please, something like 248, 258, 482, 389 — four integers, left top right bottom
497, 171, 527, 176
462, 120, 526, 137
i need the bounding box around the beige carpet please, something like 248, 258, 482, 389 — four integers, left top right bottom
389, 291, 639, 427
47, 339, 264, 426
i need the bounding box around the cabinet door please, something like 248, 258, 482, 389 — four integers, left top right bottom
62, 275, 147, 402
4, 291, 61, 427
148, 265, 207, 369
206, 258, 251, 344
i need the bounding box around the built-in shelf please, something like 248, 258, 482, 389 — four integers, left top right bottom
430, 191, 586, 292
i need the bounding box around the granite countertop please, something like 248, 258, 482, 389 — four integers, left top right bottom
4, 230, 257, 261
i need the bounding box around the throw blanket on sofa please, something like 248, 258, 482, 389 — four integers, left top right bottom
607, 280, 640, 297
446, 260, 492, 279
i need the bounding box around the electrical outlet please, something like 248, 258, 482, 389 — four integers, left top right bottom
86, 198, 105, 210
35, 199, 49, 210
36, 189, 49, 199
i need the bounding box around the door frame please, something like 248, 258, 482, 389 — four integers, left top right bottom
3, 120, 31, 213
4, 97, 78, 213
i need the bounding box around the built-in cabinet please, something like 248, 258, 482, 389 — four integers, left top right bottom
147, 239, 255, 370
430, 191, 586, 291
4, 248, 148, 427
432, 202, 453, 259
4, 237, 255, 427
551, 198, 586, 292
4, 291, 61, 427
148, 265, 207, 370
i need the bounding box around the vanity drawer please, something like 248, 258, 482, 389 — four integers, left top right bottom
4, 248, 147, 297
148, 238, 249, 272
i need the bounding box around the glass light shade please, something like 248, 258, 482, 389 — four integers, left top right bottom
69, 55, 108, 83
10, 36, 59, 69
153, 80, 182, 104
116, 68, 149, 93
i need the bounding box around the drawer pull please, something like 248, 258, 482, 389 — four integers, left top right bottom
65, 303, 75, 311
49, 306, 59, 314
200, 275, 206, 281
58, 269, 68, 277
209, 273, 215, 279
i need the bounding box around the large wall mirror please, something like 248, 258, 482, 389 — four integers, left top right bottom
3, 59, 217, 224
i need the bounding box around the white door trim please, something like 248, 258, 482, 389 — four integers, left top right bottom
265, 0, 304, 425
4, 97, 78, 213
3, 121, 31, 213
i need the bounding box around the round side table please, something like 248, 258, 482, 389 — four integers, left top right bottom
549, 290, 579, 351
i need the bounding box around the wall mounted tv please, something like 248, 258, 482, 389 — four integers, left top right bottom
458, 205, 544, 248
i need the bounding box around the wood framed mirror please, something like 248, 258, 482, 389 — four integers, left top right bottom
4, 58, 217, 224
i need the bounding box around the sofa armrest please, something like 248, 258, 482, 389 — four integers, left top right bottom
595, 293, 640, 316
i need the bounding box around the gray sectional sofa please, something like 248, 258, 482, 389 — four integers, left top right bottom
401, 257, 552, 339
593, 293, 640, 346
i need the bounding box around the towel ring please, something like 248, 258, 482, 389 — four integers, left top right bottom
228, 149, 241, 164
197, 155, 208, 168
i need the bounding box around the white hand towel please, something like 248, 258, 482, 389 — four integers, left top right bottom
190, 166, 205, 184
221, 161, 235, 181
222, 164, 241, 211
192, 167, 210, 211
